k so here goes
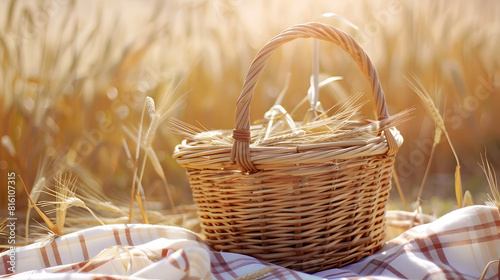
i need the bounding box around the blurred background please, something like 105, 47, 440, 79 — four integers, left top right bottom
1, 0, 499, 239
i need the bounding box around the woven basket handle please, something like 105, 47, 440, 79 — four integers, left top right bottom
231, 22, 396, 172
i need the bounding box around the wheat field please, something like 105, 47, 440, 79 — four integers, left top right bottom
1, 0, 499, 244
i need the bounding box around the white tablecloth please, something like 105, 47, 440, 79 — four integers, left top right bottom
1, 205, 499, 279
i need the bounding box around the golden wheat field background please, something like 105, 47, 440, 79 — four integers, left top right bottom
1, 0, 499, 244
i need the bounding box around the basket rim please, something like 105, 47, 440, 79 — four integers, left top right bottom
173, 127, 402, 170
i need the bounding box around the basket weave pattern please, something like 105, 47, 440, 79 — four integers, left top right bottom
174, 22, 402, 273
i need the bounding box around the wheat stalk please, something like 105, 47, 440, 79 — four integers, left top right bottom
407, 75, 462, 208
392, 168, 408, 211
19, 175, 61, 236
234, 267, 276, 280
127, 94, 149, 223
126, 84, 184, 221
135, 96, 157, 223
25, 176, 45, 239
413, 87, 444, 208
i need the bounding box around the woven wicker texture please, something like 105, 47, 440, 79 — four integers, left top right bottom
173, 22, 403, 273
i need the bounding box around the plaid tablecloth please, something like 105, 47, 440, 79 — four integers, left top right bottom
1, 205, 499, 280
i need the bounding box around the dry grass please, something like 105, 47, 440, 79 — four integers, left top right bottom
481, 154, 500, 209
0, 0, 499, 247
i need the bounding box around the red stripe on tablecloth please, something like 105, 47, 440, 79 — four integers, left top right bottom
125, 225, 133, 246
79, 259, 112, 273
212, 255, 266, 271
54, 260, 95, 273
168, 251, 182, 270
479, 210, 494, 237
78, 232, 90, 260
212, 252, 239, 279
360, 257, 407, 278
414, 231, 480, 279
180, 249, 189, 272
51, 240, 62, 266
444, 219, 500, 238
167, 249, 189, 272
424, 219, 500, 248
39, 246, 51, 268
315, 270, 358, 278
414, 234, 442, 264
429, 233, 449, 266
209, 253, 298, 280
113, 228, 122, 245
161, 248, 170, 258
357, 239, 404, 275
52, 256, 113, 274
432, 208, 500, 239
415, 222, 499, 255
54, 263, 79, 273
2, 253, 12, 274
65, 255, 124, 274
283, 268, 304, 280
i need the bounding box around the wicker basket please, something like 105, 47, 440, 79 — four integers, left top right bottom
173, 22, 403, 273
